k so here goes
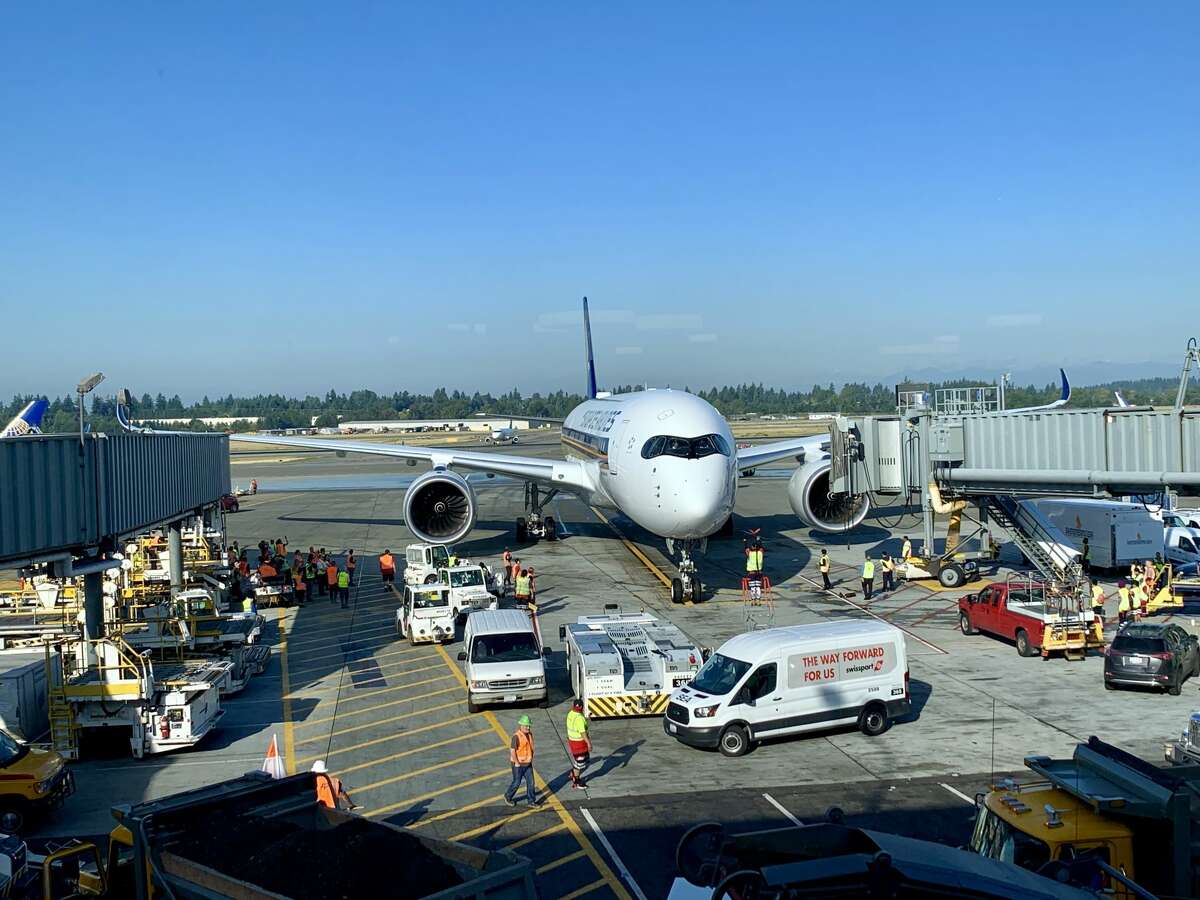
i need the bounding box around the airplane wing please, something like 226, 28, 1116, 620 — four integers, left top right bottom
735, 435, 825, 472
231, 433, 589, 489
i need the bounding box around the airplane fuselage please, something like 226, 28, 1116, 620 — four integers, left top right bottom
560, 389, 736, 540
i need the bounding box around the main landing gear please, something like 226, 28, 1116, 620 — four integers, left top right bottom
667, 538, 705, 604
515, 483, 558, 543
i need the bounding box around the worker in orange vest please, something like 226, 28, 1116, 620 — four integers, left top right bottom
378, 550, 395, 585
326, 559, 340, 603
503, 716, 539, 807
346, 550, 357, 585
311, 760, 357, 810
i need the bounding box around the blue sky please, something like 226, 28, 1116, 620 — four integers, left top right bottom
2, 3, 1197, 399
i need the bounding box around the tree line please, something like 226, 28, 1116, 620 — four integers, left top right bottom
5, 376, 1199, 434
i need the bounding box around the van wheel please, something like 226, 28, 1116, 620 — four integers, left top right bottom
671, 578, 684, 604
1015, 629, 1037, 657
406, 625, 416, 647
1169, 676, 1183, 696
544, 517, 556, 541
959, 612, 977, 635
467, 697, 481, 714
859, 704, 889, 737
0, 802, 25, 834
938, 564, 966, 589
718, 725, 750, 757
423, 574, 438, 584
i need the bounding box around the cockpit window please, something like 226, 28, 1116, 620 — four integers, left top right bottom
641, 434, 731, 460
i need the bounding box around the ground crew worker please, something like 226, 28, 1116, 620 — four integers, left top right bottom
304, 556, 317, 599
511, 558, 523, 597
861, 553, 875, 601
1090, 580, 1105, 615
1117, 580, 1131, 625
566, 699, 591, 789
294, 571, 307, 606
515, 569, 532, 605
311, 760, 357, 810
448, 552, 459, 567
745, 537, 765, 603
1079, 537, 1090, 574
275, 537, 285, 557
250, 478, 258, 495
901, 537, 912, 561
337, 566, 350, 608
502, 548, 513, 594
346, 550, 357, 585
326, 559, 339, 602
259, 559, 278, 580
379, 549, 395, 585
527, 566, 537, 601
1134, 581, 1148, 621
315, 553, 328, 597
819, 549, 832, 590
881, 553, 895, 593
503, 716, 539, 807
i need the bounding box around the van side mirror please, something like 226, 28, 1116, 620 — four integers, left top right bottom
456, 651, 467, 661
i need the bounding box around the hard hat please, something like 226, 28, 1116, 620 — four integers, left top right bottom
311, 760, 328, 774
572, 699, 583, 710
518, 715, 532, 727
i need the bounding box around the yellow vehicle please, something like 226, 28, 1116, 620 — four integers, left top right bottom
969, 737, 1200, 898
0, 729, 74, 833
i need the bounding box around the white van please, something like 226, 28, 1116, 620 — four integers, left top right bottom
396, 584, 456, 645
457, 609, 548, 713
1164, 527, 1200, 567
664, 620, 910, 757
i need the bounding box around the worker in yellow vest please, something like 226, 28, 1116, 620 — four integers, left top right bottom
566, 699, 591, 789
861, 553, 876, 601
818, 549, 831, 590
1133, 582, 1148, 621
337, 567, 350, 609
745, 537, 765, 603
901, 537, 913, 561
880, 553, 895, 593
1116, 581, 1131, 625
1090, 581, 1105, 616
514, 569, 533, 606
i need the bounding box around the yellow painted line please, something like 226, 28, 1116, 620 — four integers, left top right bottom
333, 728, 494, 777
507, 822, 567, 851
354, 746, 505, 794
294, 696, 462, 744
405, 793, 505, 828
559, 877, 608, 900
285, 670, 446, 703
286, 642, 426, 668
288, 645, 431, 673
432, 644, 632, 900
277, 609, 296, 775
294, 678, 459, 728
296, 714, 474, 764
537, 849, 588, 876
284, 622, 397, 649
589, 508, 671, 588
365, 768, 511, 818
450, 802, 551, 841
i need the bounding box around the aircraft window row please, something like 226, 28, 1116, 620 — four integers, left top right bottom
641, 433, 731, 460
563, 426, 609, 455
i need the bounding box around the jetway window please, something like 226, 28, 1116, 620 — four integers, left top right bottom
641, 434, 731, 460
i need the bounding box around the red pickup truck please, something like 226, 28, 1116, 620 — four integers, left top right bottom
958, 582, 1060, 657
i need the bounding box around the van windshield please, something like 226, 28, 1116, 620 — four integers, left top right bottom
430, 546, 450, 566
449, 569, 484, 588
690, 653, 751, 696
0, 731, 28, 768
471, 633, 540, 663
411, 591, 448, 609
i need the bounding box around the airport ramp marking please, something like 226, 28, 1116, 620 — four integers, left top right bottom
581, 807, 649, 900
761, 792, 803, 826
940, 783, 976, 805
276, 608, 297, 775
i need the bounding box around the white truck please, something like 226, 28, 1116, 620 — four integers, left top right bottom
437, 564, 498, 619
1165, 526, 1200, 567
559, 607, 702, 719
1165, 710, 1200, 765
396, 584, 456, 645
1030, 499, 1163, 570
403, 543, 452, 586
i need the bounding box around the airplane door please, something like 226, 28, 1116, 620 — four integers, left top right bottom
608, 419, 632, 477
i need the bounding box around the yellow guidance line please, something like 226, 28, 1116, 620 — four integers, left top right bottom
277, 608, 296, 775
294, 678, 459, 728
286, 642, 428, 668
507, 822, 567, 851
354, 746, 505, 795
332, 728, 494, 778
365, 768, 511, 819
592, 505, 693, 606
432, 643, 632, 900
295, 714, 475, 766
559, 877, 608, 900
537, 849, 588, 876
450, 803, 551, 842
405, 793, 505, 829
293, 695, 462, 745
284, 669, 443, 704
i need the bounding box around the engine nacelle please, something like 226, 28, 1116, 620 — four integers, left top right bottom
788, 459, 870, 533
404, 469, 477, 545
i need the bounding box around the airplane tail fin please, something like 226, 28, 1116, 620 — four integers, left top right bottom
1, 398, 49, 438
1114, 390, 1129, 408
583, 296, 598, 399
1005, 368, 1071, 413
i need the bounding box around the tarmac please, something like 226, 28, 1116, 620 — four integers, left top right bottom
34, 433, 1200, 899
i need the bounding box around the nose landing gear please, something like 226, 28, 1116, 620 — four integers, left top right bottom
667, 538, 705, 603
515, 483, 559, 543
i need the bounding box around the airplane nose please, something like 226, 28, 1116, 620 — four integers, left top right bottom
662, 458, 735, 536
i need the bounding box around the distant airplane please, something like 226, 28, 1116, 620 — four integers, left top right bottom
1, 399, 49, 438
487, 420, 519, 445
1114, 390, 1130, 408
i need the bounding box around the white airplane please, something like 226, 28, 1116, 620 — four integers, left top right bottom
124, 299, 819, 602
1, 399, 49, 438
487, 421, 519, 444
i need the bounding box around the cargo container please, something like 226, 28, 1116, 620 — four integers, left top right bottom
1030, 499, 1162, 570
0, 653, 48, 742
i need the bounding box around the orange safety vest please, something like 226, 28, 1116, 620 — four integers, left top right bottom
379, 554, 394, 574
327, 565, 339, 586
315, 774, 342, 809
259, 564, 277, 578
512, 730, 534, 765
275, 541, 285, 556
347, 556, 357, 571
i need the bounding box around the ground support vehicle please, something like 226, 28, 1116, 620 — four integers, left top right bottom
1104, 622, 1200, 694
1032, 499, 1162, 570
459, 609, 548, 713
898, 553, 980, 589
669, 820, 1093, 899
0, 729, 73, 834
403, 543, 451, 586
1165, 526, 1200, 567
1164, 710, 1200, 765
436, 564, 498, 618
4, 771, 536, 899
560, 608, 701, 718
969, 737, 1200, 899
958, 580, 1096, 660
46, 638, 224, 760
666, 621, 910, 757
396, 585, 456, 645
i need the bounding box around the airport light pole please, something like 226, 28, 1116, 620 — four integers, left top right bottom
76, 372, 104, 447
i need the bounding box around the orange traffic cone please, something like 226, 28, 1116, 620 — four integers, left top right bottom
262, 733, 285, 779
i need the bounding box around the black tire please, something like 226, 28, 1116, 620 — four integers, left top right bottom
515, 518, 527, 543
1169, 674, 1183, 696
675, 822, 726, 886
859, 703, 889, 737
544, 517, 557, 541
1104, 680, 1116, 690
718, 724, 750, 758
1015, 629, 1037, 658
938, 564, 966, 589
0, 802, 25, 834
691, 579, 703, 603
824, 806, 845, 825
713, 870, 766, 900
671, 578, 684, 604
960, 611, 977, 635
407, 625, 417, 647
467, 697, 481, 714
538, 695, 551, 709
423, 573, 438, 584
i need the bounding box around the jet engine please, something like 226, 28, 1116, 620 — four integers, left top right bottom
788, 459, 870, 533
404, 469, 477, 545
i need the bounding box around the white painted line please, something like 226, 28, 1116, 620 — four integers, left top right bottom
940, 782, 975, 805
762, 792, 803, 826
804, 573, 948, 655
580, 807, 649, 900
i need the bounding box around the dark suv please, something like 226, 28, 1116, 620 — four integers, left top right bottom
1104, 623, 1200, 695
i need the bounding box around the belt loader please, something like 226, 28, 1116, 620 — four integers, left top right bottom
559, 607, 702, 718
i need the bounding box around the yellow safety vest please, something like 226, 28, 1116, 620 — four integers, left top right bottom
746, 549, 763, 572
862, 560, 875, 579
566, 710, 588, 741
882, 558, 894, 573
337, 571, 350, 588
242, 596, 253, 613
448, 555, 458, 567
1117, 588, 1130, 612
901, 541, 912, 559
515, 575, 531, 596
819, 555, 830, 573
1091, 585, 1104, 605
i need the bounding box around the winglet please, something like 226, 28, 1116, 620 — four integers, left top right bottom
1, 398, 49, 438
583, 296, 598, 399
1058, 368, 1070, 404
